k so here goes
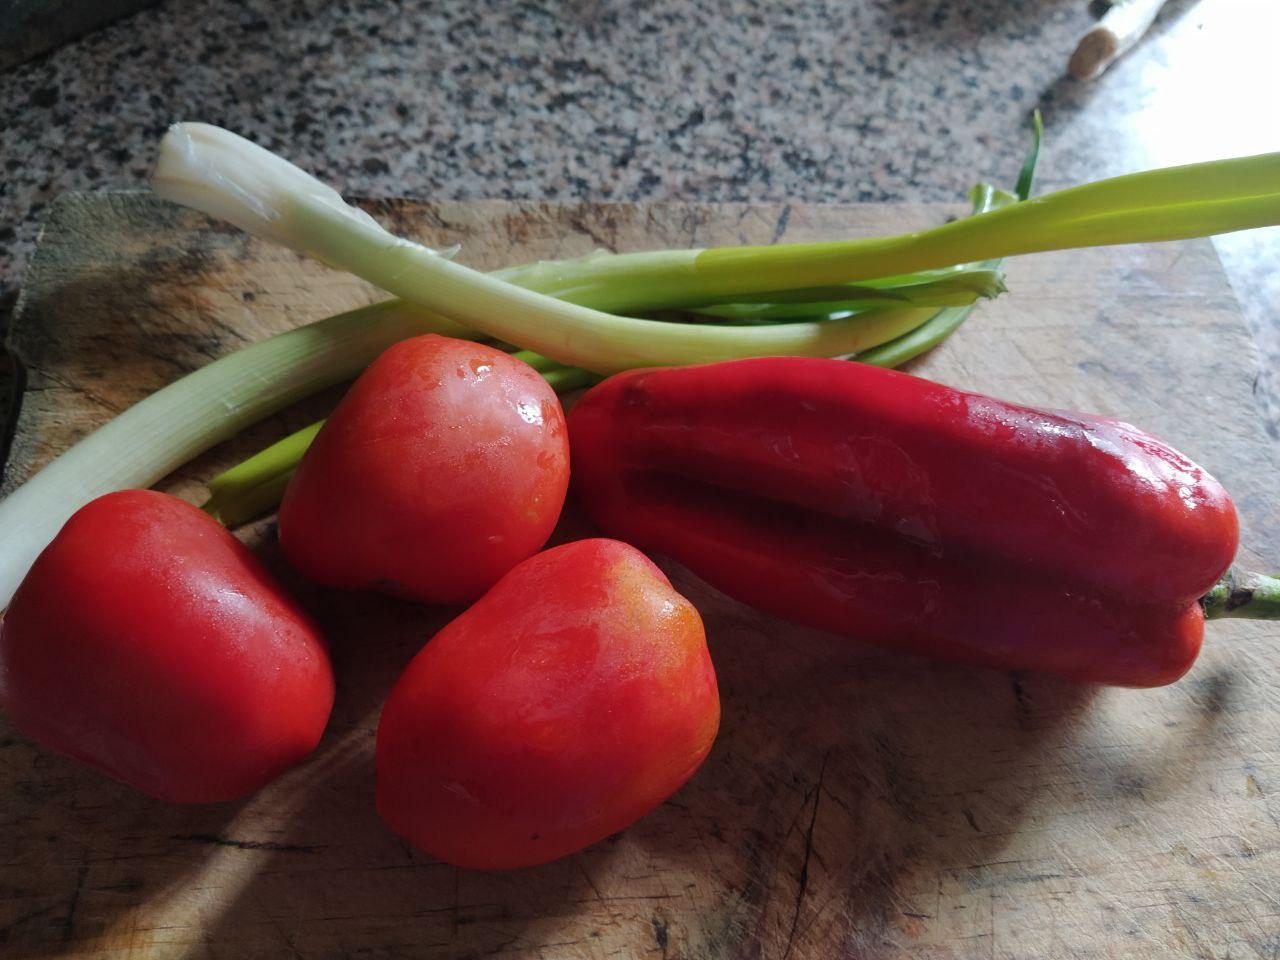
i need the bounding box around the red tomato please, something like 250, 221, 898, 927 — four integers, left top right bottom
0, 490, 334, 803
278, 335, 570, 605
376, 539, 720, 869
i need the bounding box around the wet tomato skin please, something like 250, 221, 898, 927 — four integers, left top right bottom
278, 335, 570, 605
0, 490, 334, 803
376, 539, 720, 869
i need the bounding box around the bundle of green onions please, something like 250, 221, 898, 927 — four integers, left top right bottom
0, 115, 1276, 607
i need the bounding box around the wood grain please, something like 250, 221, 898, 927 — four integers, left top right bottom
2, 194, 1278, 960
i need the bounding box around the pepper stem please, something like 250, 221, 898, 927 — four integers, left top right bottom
1201, 567, 1280, 620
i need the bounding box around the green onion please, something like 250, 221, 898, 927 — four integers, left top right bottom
202, 420, 324, 527
1014, 110, 1044, 204
857, 180, 1026, 369
2, 114, 1277, 610
855, 112, 1044, 369
154, 123, 1279, 374
153, 124, 958, 375
689, 265, 1007, 322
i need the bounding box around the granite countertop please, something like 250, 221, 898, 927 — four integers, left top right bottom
1, 0, 1276, 423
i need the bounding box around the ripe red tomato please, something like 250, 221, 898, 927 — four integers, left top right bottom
278, 335, 570, 605
376, 539, 720, 869
0, 490, 334, 803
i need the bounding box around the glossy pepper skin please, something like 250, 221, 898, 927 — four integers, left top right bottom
0, 490, 334, 803
376, 538, 720, 869
568, 358, 1239, 687
279, 335, 570, 605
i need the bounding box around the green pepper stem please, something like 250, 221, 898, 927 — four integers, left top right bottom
1201, 567, 1280, 620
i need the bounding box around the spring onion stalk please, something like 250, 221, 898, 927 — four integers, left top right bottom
689, 264, 1005, 310
508, 350, 560, 373
1014, 110, 1044, 204
500, 259, 1003, 318
855, 304, 975, 369
153, 124, 960, 374
498, 156, 1280, 312
154, 124, 1280, 374
541, 366, 600, 392
0, 301, 473, 606
690, 267, 1006, 322
857, 179, 1029, 369
858, 114, 1040, 371
202, 420, 321, 527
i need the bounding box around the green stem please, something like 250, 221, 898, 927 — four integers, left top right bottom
202, 420, 323, 525
1201, 568, 1280, 620
855, 302, 976, 368
510, 349, 561, 372
1014, 109, 1044, 203
856, 180, 1022, 367
542, 366, 601, 392
685, 153, 1280, 302
684, 265, 1005, 319
284, 192, 953, 374
159, 123, 1280, 374
490, 152, 1280, 314
204, 468, 298, 528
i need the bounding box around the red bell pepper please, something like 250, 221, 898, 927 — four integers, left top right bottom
568, 357, 1249, 687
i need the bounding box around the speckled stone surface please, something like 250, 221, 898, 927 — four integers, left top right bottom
1, 0, 1277, 423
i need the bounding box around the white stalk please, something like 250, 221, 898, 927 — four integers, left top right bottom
152, 124, 940, 375
152, 123, 458, 262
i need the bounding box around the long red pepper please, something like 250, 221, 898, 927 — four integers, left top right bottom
568, 357, 1262, 687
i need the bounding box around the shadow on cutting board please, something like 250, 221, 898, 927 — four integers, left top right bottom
0, 732, 241, 956
0, 508, 1236, 958
193, 502, 1238, 958
180, 505, 1119, 960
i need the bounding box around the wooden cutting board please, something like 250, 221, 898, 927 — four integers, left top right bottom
2, 194, 1278, 960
